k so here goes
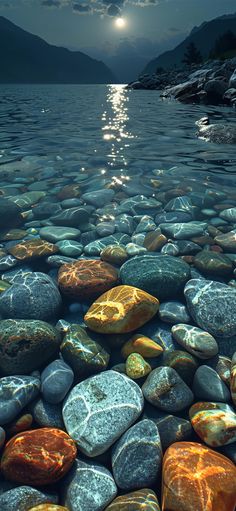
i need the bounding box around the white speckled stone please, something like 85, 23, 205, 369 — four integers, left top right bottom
62, 370, 144, 456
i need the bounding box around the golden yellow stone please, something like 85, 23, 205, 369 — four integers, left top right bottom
126, 353, 152, 379
84, 285, 159, 334
121, 334, 163, 359
100, 245, 128, 266
105, 489, 160, 510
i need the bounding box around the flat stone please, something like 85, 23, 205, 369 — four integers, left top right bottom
0, 272, 62, 321
159, 222, 207, 240
60, 323, 109, 378
219, 207, 236, 222
0, 486, 58, 511
142, 367, 194, 412
56, 240, 83, 257
81, 189, 115, 207
194, 250, 233, 276
111, 419, 162, 490
193, 365, 231, 402
0, 319, 61, 375
41, 359, 74, 404
158, 300, 191, 324
10, 191, 46, 209
189, 402, 236, 447
63, 458, 117, 511
0, 375, 40, 425
58, 259, 118, 301
1, 428, 77, 485
171, 323, 219, 359
63, 370, 144, 456
84, 233, 130, 256
51, 207, 89, 227
40, 226, 81, 242
120, 255, 191, 300
184, 279, 236, 340
162, 442, 236, 511
8, 239, 58, 261
104, 489, 160, 511
84, 285, 159, 334
214, 229, 236, 251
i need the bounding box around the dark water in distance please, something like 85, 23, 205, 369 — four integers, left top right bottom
0, 84, 235, 188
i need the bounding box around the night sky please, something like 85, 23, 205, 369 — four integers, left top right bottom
1, 0, 236, 81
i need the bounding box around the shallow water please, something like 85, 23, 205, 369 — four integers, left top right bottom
0, 83, 235, 186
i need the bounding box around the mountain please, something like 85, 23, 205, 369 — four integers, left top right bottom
0, 16, 116, 84
142, 13, 236, 75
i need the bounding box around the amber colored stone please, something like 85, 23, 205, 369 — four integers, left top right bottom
230, 352, 236, 406
100, 245, 128, 266
121, 334, 163, 359
162, 441, 236, 511
189, 402, 236, 447
0, 280, 11, 293
8, 413, 33, 436
58, 259, 119, 300
57, 184, 81, 200
181, 255, 195, 264
150, 179, 161, 188
84, 285, 159, 334
1, 428, 77, 485
105, 488, 160, 510
28, 506, 68, 511
144, 231, 167, 252
126, 353, 152, 379
8, 239, 58, 260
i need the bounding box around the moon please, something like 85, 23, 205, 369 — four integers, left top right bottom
115, 17, 126, 29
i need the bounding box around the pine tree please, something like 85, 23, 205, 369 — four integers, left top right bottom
182, 42, 202, 66
209, 30, 236, 59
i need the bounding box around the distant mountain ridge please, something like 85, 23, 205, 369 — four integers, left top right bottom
0, 16, 116, 83
142, 12, 236, 75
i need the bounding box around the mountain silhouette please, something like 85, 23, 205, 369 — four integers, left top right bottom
0, 16, 116, 83
142, 13, 236, 74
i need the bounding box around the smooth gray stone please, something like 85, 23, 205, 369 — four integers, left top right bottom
145, 412, 193, 451
161, 242, 179, 256
1, 265, 33, 283
159, 222, 207, 240
120, 255, 191, 300
32, 202, 61, 219
184, 279, 236, 339
220, 207, 236, 222
46, 254, 77, 267
112, 419, 162, 490
0, 486, 58, 511
142, 367, 194, 412
155, 211, 193, 224
158, 301, 191, 324
0, 272, 62, 321
63, 458, 117, 511
114, 214, 135, 235
164, 195, 195, 216
0, 255, 18, 271
29, 397, 65, 429
192, 365, 231, 402
0, 375, 40, 425
96, 222, 115, 237
63, 370, 144, 456
214, 229, 236, 251
118, 195, 149, 214
171, 323, 219, 359
40, 226, 81, 242
84, 233, 131, 256
51, 207, 89, 227
82, 189, 115, 208
41, 359, 74, 404
56, 239, 83, 257
135, 216, 156, 233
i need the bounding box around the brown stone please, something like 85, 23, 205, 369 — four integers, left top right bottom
0, 229, 27, 241
84, 285, 159, 334
189, 402, 236, 447
100, 245, 128, 266
8, 413, 33, 436
57, 184, 81, 200
162, 441, 236, 511
121, 334, 163, 359
105, 488, 160, 510
1, 428, 77, 485
58, 259, 119, 300
144, 231, 167, 252
8, 239, 58, 260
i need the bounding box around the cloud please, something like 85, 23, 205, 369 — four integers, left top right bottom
73, 2, 93, 12
41, 0, 62, 6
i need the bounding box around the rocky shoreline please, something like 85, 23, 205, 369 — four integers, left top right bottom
0, 160, 235, 509
127, 57, 236, 107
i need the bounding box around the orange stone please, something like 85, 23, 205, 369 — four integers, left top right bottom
28, 506, 69, 511
58, 259, 119, 300
8, 413, 33, 436
84, 285, 159, 334
162, 441, 236, 511
1, 428, 77, 485
121, 334, 163, 359
8, 239, 58, 260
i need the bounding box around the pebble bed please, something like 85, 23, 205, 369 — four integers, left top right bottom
0, 162, 235, 511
